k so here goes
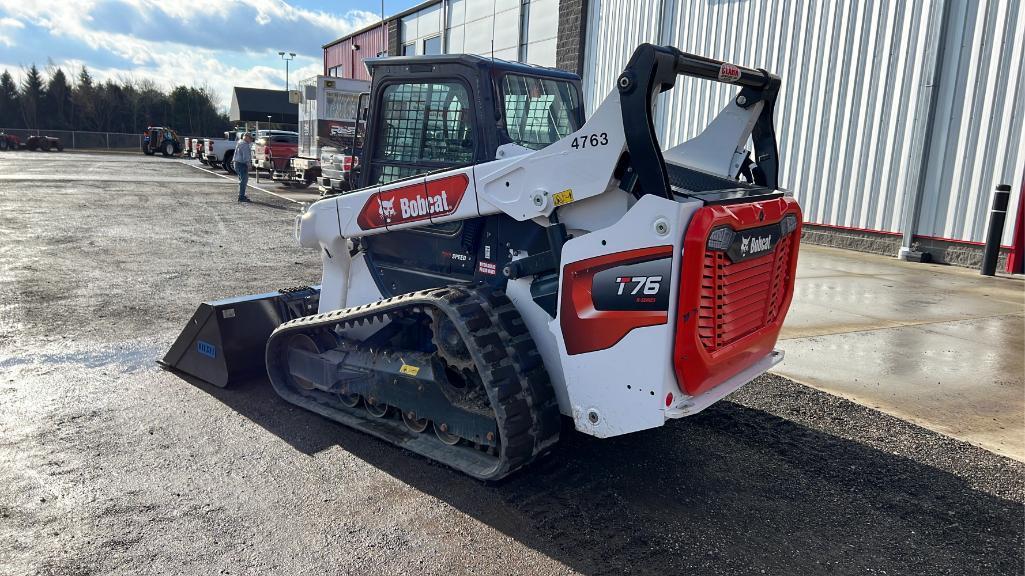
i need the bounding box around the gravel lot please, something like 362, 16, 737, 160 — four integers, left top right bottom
1, 152, 1022, 575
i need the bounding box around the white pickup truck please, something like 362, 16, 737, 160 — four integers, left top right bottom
203, 131, 242, 174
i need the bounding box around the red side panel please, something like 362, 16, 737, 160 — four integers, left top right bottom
560, 246, 674, 355
674, 197, 802, 396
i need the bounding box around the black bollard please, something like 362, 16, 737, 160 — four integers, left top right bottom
981, 184, 1011, 276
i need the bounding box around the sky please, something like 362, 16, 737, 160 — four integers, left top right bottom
0, 0, 419, 110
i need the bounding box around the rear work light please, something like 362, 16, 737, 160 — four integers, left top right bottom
706, 227, 735, 251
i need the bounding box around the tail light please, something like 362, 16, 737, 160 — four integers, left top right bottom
673, 196, 801, 397
342, 155, 353, 171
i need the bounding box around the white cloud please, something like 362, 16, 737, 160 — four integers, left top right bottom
0, 0, 381, 109
0, 15, 23, 46
3, 49, 321, 112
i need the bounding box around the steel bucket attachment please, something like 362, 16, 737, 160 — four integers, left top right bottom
160, 286, 320, 387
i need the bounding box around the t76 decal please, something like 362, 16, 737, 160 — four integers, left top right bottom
357, 173, 469, 230
592, 257, 673, 311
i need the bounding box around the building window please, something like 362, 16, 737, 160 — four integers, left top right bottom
402, 42, 416, 56
423, 35, 442, 56
371, 81, 475, 184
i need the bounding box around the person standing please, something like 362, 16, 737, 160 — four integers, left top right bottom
234, 132, 254, 202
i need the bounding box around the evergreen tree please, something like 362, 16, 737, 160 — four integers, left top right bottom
0, 70, 18, 128
73, 66, 97, 131
43, 65, 72, 129
0, 61, 229, 134
19, 64, 44, 129
169, 85, 193, 133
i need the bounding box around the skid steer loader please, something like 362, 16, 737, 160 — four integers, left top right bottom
162, 44, 802, 480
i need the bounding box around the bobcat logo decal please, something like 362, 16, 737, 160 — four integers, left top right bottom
378, 199, 396, 220
356, 174, 470, 230
740, 234, 772, 257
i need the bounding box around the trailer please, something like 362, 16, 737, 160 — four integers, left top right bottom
283, 76, 369, 192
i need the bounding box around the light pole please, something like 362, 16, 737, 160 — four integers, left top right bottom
278, 51, 296, 91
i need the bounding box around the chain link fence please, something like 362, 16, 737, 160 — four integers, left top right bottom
2, 125, 304, 151
0, 128, 142, 150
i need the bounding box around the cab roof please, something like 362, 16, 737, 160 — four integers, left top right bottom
363, 54, 580, 82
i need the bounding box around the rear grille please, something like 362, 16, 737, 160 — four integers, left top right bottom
697, 233, 794, 352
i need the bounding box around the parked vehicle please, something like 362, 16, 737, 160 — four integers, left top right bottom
25, 135, 64, 152
142, 127, 181, 156
253, 132, 298, 175
205, 129, 286, 174
182, 137, 193, 157
203, 131, 244, 173
191, 140, 207, 164
288, 76, 369, 193
318, 146, 360, 191
0, 132, 23, 150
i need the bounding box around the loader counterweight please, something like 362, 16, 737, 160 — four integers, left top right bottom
674, 196, 801, 397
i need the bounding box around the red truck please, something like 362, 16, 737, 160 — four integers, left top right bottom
252, 132, 298, 174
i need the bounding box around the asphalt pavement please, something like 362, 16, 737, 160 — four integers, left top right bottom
1, 151, 1022, 575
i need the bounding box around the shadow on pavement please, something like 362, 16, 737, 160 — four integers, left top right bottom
189, 375, 1024, 575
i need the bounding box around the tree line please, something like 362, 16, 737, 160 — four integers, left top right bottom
0, 64, 232, 136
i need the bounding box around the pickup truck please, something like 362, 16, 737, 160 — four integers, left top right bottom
317, 146, 360, 193
192, 139, 206, 163
203, 131, 241, 173
252, 132, 298, 172
206, 129, 294, 174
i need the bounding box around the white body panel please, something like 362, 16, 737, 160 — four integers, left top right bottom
476, 91, 627, 221
550, 194, 700, 436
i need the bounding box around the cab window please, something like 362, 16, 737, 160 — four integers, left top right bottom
501, 74, 582, 150
371, 81, 475, 185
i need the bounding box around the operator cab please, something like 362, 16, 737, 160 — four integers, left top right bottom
356, 54, 585, 189
352, 55, 586, 306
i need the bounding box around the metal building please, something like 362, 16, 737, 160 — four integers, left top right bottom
323, 21, 389, 81
320, 0, 1023, 270
323, 0, 588, 77
583, 0, 1024, 269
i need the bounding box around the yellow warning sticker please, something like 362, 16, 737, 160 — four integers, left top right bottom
399, 364, 420, 377
553, 188, 574, 207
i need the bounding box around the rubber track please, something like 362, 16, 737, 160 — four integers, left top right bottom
265, 285, 560, 481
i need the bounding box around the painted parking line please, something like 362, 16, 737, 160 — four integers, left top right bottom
183, 161, 305, 205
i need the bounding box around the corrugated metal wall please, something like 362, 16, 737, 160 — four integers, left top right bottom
918, 0, 1024, 245
583, 0, 1024, 245
323, 24, 388, 82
